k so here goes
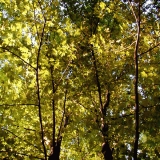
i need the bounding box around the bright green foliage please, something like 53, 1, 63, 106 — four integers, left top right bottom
0, 0, 160, 159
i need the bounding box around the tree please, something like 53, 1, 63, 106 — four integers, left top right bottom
0, 0, 160, 159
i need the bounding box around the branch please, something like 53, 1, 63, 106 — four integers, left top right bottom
38, 0, 46, 22
138, 42, 160, 57
72, 100, 88, 110
2, 128, 41, 151
0, 47, 36, 70
54, 60, 72, 92
58, 87, 68, 138
91, 49, 103, 110
140, 104, 160, 109
32, 1, 40, 41
49, 64, 56, 149
36, 18, 47, 159
115, 41, 136, 53
0, 103, 38, 107
0, 149, 42, 159
102, 91, 110, 116
12, 124, 37, 132
110, 104, 160, 122
111, 63, 132, 84
111, 113, 134, 121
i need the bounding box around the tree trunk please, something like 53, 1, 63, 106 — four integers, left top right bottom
102, 141, 113, 160
48, 137, 62, 160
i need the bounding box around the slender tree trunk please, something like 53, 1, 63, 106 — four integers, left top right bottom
48, 137, 62, 160
36, 21, 47, 160
128, 1, 141, 159
102, 141, 113, 160
133, 3, 140, 160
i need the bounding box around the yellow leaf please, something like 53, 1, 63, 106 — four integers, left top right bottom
141, 71, 147, 78
26, 37, 31, 45
19, 47, 28, 53
99, 2, 106, 10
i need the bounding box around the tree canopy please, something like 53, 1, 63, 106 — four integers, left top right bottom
0, 0, 160, 159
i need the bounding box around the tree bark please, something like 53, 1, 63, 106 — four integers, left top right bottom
102, 141, 113, 160
128, 1, 141, 159
48, 137, 62, 160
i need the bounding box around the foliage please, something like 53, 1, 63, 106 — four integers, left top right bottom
0, 0, 160, 159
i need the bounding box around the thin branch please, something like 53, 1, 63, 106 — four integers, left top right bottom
54, 60, 72, 92
0, 149, 42, 159
12, 124, 37, 132
58, 87, 68, 138
102, 91, 110, 116
128, 0, 139, 26
50, 64, 56, 148
111, 63, 132, 84
72, 100, 88, 110
32, 1, 40, 42
91, 50, 103, 110
111, 113, 134, 121
38, 0, 47, 22
115, 41, 136, 53
81, 143, 101, 159
14, 152, 43, 159
36, 18, 47, 159
0, 47, 36, 70
140, 104, 160, 109
138, 42, 160, 57
3, 128, 41, 151
0, 103, 38, 107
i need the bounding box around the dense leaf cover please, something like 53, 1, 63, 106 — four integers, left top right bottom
0, 0, 160, 159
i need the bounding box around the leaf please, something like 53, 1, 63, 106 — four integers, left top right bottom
141, 71, 148, 78
99, 2, 106, 10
